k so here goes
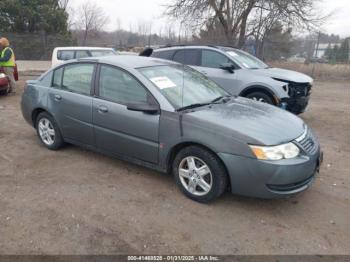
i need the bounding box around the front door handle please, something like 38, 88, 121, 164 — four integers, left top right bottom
98, 105, 108, 113
54, 94, 62, 101
200, 71, 208, 75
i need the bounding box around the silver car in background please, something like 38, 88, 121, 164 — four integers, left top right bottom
21, 56, 322, 202
146, 45, 313, 114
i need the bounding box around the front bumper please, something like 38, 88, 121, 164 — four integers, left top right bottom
218, 148, 323, 199
281, 96, 310, 115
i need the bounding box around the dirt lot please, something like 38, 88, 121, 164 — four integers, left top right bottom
0, 75, 349, 255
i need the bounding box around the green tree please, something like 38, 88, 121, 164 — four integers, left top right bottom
0, 0, 69, 33
330, 45, 339, 64
324, 43, 332, 60
338, 39, 349, 63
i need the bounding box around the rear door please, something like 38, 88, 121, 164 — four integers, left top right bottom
92, 64, 160, 164
172, 49, 201, 66
47, 62, 95, 146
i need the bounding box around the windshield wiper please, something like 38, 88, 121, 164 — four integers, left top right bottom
176, 103, 211, 112
177, 96, 232, 112
210, 95, 231, 103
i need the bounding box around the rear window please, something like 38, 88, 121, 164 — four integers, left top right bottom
57, 50, 75, 61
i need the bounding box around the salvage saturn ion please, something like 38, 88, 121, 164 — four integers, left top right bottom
21, 56, 323, 202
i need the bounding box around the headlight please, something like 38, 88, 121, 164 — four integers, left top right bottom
249, 142, 300, 160
0, 73, 6, 78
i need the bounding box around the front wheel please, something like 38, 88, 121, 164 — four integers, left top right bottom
246, 91, 274, 105
173, 146, 228, 203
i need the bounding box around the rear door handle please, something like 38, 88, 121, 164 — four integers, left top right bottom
200, 71, 208, 75
98, 105, 108, 113
54, 94, 62, 101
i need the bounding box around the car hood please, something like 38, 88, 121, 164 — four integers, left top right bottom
252, 67, 313, 83
184, 97, 305, 146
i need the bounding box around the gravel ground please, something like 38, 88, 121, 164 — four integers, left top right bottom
0, 75, 349, 255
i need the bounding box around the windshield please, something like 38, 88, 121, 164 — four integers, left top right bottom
225, 49, 268, 69
90, 50, 117, 57
139, 65, 228, 109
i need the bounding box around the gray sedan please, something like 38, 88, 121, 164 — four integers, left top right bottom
21, 56, 323, 202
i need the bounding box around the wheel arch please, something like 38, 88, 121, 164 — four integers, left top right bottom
239, 85, 278, 105
31, 108, 50, 127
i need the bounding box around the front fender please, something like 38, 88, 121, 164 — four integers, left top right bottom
235, 70, 289, 99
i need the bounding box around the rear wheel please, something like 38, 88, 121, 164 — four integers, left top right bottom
173, 146, 228, 203
35, 112, 64, 150
246, 91, 274, 105
0, 88, 8, 96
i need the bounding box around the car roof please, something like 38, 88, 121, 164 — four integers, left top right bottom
152, 45, 239, 52
54, 47, 115, 51
78, 55, 178, 69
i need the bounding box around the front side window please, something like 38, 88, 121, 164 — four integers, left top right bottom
225, 49, 268, 69
57, 50, 75, 61
201, 50, 231, 69
139, 65, 227, 109
99, 65, 148, 104
61, 64, 94, 95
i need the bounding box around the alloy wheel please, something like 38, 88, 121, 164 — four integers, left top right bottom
38, 118, 55, 146
178, 156, 213, 196
251, 96, 266, 102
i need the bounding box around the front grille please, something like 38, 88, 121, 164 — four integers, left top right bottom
288, 83, 312, 98
295, 128, 318, 155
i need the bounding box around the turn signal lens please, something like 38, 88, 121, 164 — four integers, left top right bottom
251, 147, 268, 160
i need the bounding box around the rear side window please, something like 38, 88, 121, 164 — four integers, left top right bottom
75, 50, 90, 59
152, 50, 175, 60
173, 50, 200, 66
201, 50, 231, 68
52, 67, 63, 88
57, 50, 75, 61
99, 65, 148, 104
61, 64, 94, 95
40, 71, 53, 87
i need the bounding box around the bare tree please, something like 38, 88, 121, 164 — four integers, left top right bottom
166, 0, 326, 48
58, 0, 70, 10
248, 0, 328, 57
75, 1, 110, 45
166, 0, 258, 46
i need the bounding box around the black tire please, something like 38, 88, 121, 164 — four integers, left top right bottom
173, 146, 228, 203
35, 112, 64, 150
246, 91, 274, 105
0, 89, 8, 96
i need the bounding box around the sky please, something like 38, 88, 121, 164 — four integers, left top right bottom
67, 0, 350, 37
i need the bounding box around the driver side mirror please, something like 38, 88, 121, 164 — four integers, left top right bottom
220, 63, 235, 74
126, 102, 160, 114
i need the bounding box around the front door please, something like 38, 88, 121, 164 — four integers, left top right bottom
192, 50, 241, 95
47, 63, 95, 146
93, 65, 160, 164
